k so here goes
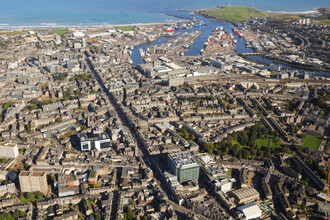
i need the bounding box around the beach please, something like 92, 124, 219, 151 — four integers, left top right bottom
0, 0, 328, 28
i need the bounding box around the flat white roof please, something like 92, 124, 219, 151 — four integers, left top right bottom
237, 203, 262, 219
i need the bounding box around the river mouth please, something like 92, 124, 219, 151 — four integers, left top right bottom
131, 10, 329, 76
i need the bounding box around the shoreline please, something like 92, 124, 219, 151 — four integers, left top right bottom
194, 6, 324, 25
0, 21, 182, 30
258, 7, 320, 14
0, 6, 325, 30
213, 5, 320, 15
264, 10, 318, 14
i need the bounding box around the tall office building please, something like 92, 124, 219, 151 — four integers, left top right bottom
82, 38, 87, 48
168, 152, 200, 183
0, 143, 19, 158
19, 171, 48, 194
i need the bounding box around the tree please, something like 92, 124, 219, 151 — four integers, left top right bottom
35, 191, 43, 200
296, 122, 302, 129
3, 101, 13, 110
126, 206, 135, 220
55, 117, 63, 123
63, 90, 71, 99
41, 83, 48, 91
238, 131, 248, 146
231, 144, 240, 157
12, 211, 20, 219
203, 143, 214, 154
0, 213, 13, 220
25, 192, 34, 200
250, 126, 257, 142
300, 133, 307, 139
95, 213, 102, 220
129, 199, 135, 206
257, 149, 264, 157
242, 149, 251, 159
184, 132, 190, 140
238, 151, 243, 160
25, 122, 31, 133
190, 134, 196, 140
19, 211, 26, 218
224, 146, 229, 154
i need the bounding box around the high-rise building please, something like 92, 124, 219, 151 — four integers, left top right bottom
19, 171, 48, 194
0, 143, 19, 158
82, 38, 87, 48
168, 152, 199, 183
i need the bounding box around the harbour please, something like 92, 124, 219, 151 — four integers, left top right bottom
131, 11, 330, 75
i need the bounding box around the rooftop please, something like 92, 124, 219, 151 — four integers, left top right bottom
0, 143, 17, 148
80, 131, 110, 142
169, 152, 198, 168
20, 171, 45, 177
237, 203, 262, 218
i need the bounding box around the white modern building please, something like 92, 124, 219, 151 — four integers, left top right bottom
0, 143, 19, 158
216, 178, 236, 193
237, 203, 262, 220
79, 130, 111, 152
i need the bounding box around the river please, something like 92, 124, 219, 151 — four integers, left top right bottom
131, 11, 329, 76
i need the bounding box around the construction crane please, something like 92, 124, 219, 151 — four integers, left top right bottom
326, 170, 330, 203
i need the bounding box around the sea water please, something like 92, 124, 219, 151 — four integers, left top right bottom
0, 0, 329, 27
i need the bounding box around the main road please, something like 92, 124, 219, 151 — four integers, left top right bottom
84, 51, 200, 218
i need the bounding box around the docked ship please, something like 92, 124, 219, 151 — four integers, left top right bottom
139, 48, 145, 57
194, 21, 204, 27
165, 27, 175, 32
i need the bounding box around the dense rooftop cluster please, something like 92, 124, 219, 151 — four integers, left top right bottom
0, 12, 329, 220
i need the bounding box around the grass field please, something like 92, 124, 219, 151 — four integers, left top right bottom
256, 138, 282, 148
201, 6, 268, 22
200, 6, 329, 25
119, 26, 135, 32
34, 28, 68, 35
34, 29, 49, 33
302, 136, 322, 150
269, 13, 303, 21
317, 19, 330, 26
20, 196, 43, 204
52, 29, 68, 35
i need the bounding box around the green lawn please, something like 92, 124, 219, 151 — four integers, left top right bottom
52, 29, 68, 35
302, 136, 322, 150
119, 26, 135, 32
20, 197, 43, 204
232, 140, 244, 149
200, 6, 326, 25
256, 138, 271, 148
201, 6, 268, 22
256, 138, 282, 148
317, 19, 330, 27
270, 13, 304, 21
34, 29, 49, 33
34, 28, 68, 35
